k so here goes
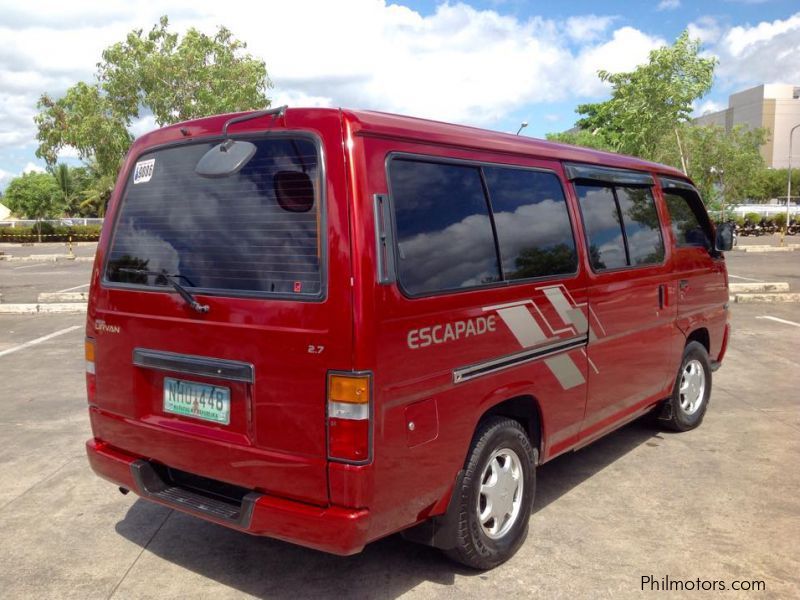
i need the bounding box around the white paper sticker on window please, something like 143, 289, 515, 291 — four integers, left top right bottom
133, 159, 155, 184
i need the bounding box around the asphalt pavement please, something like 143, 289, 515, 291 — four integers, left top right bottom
0, 246, 798, 599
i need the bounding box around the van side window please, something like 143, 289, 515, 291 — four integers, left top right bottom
576, 184, 665, 270
575, 185, 627, 270
663, 192, 712, 249
616, 187, 665, 265
483, 167, 577, 280
389, 159, 500, 295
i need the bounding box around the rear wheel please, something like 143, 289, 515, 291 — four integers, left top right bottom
660, 341, 711, 432
445, 417, 536, 570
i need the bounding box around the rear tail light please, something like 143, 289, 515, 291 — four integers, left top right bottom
85, 338, 96, 404
327, 372, 371, 463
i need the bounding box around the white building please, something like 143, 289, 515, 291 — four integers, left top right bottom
694, 84, 800, 169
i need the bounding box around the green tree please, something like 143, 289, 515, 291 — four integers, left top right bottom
70, 160, 116, 217
35, 82, 134, 179
513, 244, 578, 279
53, 163, 76, 215
744, 168, 800, 201
655, 124, 767, 207
3, 173, 63, 241
35, 16, 271, 178
574, 31, 716, 162
545, 129, 614, 151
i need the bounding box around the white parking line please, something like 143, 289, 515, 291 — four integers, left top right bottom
56, 283, 90, 293
729, 274, 763, 282
0, 326, 82, 358
756, 316, 800, 328
13, 263, 47, 270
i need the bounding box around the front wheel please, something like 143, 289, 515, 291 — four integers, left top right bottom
445, 417, 536, 570
661, 341, 712, 432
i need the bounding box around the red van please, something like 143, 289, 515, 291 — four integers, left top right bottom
85, 107, 733, 569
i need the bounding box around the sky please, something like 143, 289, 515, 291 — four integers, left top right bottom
1, 0, 799, 191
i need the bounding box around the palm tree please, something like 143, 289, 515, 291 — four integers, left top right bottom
53, 163, 76, 215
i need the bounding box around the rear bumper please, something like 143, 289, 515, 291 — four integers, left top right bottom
86, 439, 370, 556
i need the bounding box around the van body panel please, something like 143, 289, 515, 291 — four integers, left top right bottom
350, 133, 590, 533
86, 107, 729, 555
87, 109, 354, 506
673, 247, 729, 357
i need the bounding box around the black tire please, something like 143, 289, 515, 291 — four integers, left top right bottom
444, 417, 536, 570
661, 341, 712, 432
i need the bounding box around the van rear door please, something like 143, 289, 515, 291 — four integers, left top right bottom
88, 120, 352, 506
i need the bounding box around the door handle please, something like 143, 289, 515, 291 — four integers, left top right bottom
679, 279, 689, 291
658, 284, 665, 309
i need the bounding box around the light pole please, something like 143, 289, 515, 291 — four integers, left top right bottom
784, 123, 800, 245
516, 121, 528, 136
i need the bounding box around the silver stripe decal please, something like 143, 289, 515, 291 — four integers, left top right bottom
328, 401, 369, 420
496, 305, 548, 347
544, 354, 586, 390
453, 335, 587, 383
542, 285, 591, 337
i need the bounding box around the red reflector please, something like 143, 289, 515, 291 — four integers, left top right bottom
86, 373, 96, 404
328, 418, 369, 462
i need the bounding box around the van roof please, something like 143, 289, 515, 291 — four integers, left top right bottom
134, 107, 688, 180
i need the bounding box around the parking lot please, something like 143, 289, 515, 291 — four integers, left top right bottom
0, 248, 798, 598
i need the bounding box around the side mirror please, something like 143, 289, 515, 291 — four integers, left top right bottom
715, 222, 735, 252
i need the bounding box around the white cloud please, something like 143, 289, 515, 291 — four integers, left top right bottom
22, 161, 46, 174
565, 15, 617, 43
573, 27, 666, 96
657, 0, 681, 11
706, 13, 800, 87
0, 168, 12, 189
688, 16, 722, 45
57, 145, 81, 160
694, 99, 726, 115
129, 115, 158, 138
721, 13, 800, 57
0, 0, 671, 152
3, 0, 795, 160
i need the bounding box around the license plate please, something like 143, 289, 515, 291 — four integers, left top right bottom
163, 377, 230, 425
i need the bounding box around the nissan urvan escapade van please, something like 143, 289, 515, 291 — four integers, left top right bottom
85, 106, 733, 569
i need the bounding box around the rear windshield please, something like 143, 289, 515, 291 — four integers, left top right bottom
105, 136, 323, 297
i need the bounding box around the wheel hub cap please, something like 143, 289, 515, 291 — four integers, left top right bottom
477, 448, 524, 539
679, 359, 706, 415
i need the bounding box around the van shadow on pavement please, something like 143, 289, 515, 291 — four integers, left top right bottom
114, 415, 660, 598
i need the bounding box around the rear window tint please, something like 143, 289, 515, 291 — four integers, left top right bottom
389, 159, 500, 295
483, 167, 577, 279
105, 137, 322, 297
575, 185, 627, 270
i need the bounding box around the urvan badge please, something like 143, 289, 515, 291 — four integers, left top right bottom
95, 319, 121, 334
133, 159, 155, 184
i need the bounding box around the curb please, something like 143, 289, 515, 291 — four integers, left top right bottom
38, 292, 89, 303
1, 254, 68, 262
0, 303, 87, 314
0, 255, 93, 263
728, 282, 789, 293
733, 293, 800, 303
736, 246, 798, 253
